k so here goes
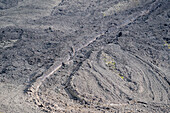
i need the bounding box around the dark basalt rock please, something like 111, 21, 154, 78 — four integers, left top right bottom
0, 0, 169, 113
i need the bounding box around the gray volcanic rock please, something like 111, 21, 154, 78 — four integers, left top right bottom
0, 0, 169, 112
0, 0, 21, 10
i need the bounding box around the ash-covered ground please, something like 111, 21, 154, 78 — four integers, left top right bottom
0, 0, 170, 112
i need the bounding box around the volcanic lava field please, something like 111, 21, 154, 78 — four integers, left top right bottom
0, 0, 170, 112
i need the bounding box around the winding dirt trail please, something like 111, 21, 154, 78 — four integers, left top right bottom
27, 32, 105, 111
26, 5, 158, 112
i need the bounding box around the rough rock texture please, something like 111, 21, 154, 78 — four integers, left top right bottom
0, 0, 169, 112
